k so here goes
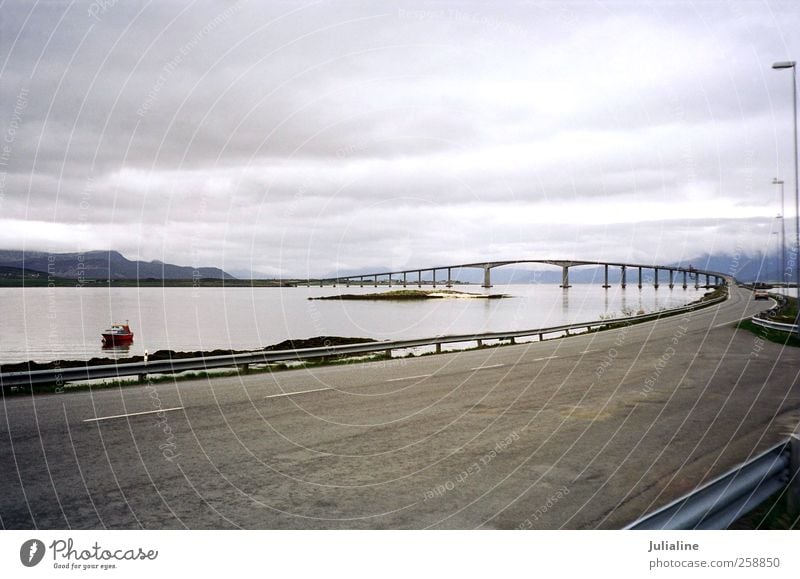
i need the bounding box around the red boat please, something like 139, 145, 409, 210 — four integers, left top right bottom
101, 321, 134, 345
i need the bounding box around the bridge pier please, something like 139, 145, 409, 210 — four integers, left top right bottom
447, 267, 452, 288
683, 271, 687, 289
669, 269, 674, 289
432, 269, 437, 288
621, 265, 627, 289
638, 267, 642, 289
482, 266, 492, 288
418, 271, 422, 288
603, 264, 610, 288
654, 268, 659, 289
403, 272, 407, 287
374, 274, 378, 288
388, 274, 392, 287
560, 266, 571, 288
360, 276, 364, 288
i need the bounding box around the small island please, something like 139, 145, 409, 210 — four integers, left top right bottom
309, 289, 510, 301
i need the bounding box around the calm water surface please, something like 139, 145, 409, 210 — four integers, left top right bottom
0, 284, 708, 364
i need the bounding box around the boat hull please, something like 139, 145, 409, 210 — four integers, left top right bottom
101, 333, 134, 345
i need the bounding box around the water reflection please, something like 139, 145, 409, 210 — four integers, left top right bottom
100, 342, 133, 359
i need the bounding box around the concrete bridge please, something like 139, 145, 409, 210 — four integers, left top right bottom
311, 259, 726, 290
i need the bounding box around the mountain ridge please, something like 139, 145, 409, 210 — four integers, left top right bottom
0, 250, 236, 280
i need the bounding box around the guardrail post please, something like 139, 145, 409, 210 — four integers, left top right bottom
790, 434, 800, 517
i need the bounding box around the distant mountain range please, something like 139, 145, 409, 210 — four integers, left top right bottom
0, 250, 236, 280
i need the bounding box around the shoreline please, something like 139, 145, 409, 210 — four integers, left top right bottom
0, 336, 378, 374
0, 287, 729, 393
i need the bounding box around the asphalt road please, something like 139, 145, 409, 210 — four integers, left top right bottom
1, 286, 798, 529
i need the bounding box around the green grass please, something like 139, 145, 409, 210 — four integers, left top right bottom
736, 318, 800, 347
771, 295, 798, 323
730, 487, 799, 529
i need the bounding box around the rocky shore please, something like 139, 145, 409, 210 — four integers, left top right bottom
0, 336, 378, 374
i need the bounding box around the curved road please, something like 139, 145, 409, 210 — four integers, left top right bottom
1, 285, 798, 529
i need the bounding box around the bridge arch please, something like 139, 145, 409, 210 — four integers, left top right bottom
316, 260, 726, 290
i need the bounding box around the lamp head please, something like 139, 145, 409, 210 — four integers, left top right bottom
773, 178, 784, 184
772, 61, 796, 69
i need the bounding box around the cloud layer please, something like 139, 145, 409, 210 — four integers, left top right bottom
1, 1, 798, 276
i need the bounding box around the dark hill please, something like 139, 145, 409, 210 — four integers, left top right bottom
0, 250, 235, 280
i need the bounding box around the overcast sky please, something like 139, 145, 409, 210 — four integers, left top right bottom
1, 1, 799, 277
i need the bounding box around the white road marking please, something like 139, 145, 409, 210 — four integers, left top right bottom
533, 356, 559, 361
471, 363, 505, 371
385, 374, 432, 383
265, 387, 332, 399
579, 349, 598, 354
83, 407, 184, 423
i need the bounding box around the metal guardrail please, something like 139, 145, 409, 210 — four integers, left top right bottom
0, 287, 728, 389
625, 436, 800, 529
750, 292, 799, 334
751, 317, 800, 334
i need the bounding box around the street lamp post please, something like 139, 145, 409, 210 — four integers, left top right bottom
773, 177, 786, 286
773, 60, 800, 324
773, 230, 780, 282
